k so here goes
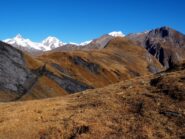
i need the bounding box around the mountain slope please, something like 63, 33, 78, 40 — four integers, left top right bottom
0, 41, 92, 102
81, 34, 114, 50
39, 37, 163, 88
0, 37, 163, 102
127, 26, 185, 68
0, 62, 184, 139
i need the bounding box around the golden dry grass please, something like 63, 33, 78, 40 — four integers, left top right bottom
0, 65, 184, 139
17, 52, 78, 101
38, 37, 164, 88
0, 91, 17, 102
23, 53, 43, 70
20, 76, 67, 101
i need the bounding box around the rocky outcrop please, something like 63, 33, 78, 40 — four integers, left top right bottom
71, 56, 101, 74
0, 41, 37, 95
127, 26, 185, 69
150, 63, 185, 101
36, 65, 93, 94
51, 63, 71, 75
46, 72, 93, 93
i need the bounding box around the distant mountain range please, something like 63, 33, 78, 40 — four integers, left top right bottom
3, 31, 125, 52
3, 27, 185, 69
3, 27, 185, 68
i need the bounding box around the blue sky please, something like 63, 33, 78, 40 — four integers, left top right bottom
0, 0, 185, 43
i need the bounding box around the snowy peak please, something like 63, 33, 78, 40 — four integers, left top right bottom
4, 34, 46, 51
4, 34, 24, 43
4, 35, 64, 51
108, 31, 125, 37
15, 34, 24, 39
80, 40, 92, 46
42, 36, 63, 50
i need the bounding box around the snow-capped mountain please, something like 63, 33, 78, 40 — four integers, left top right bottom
108, 31, 125, 37
4, 34, 47, 51
4, 34, 63, 52
3, 31, 125, 53
42, 36, 64, 50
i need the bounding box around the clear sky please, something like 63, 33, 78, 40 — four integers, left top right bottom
0, 0, 185, 43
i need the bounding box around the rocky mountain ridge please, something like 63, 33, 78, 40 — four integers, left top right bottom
127, 26, 185, 68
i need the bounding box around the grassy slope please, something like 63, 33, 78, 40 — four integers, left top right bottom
38, 37, 163, 88
18, 52, 68, 100
0, 65, 184, 139
20, 76, 67, 101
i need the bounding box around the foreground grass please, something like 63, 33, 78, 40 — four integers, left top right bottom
0, 66, 185, 139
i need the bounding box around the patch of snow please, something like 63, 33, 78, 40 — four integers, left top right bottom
69, 42, 79, 45
68, 40, 92, 46
79, 40, 92, 46
108, 31, 125, 37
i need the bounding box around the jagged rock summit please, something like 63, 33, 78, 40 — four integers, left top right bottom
127, 26, 185, 68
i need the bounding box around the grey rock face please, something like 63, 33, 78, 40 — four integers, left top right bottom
0, 41, 36, 93
127, 26, 185, 69
50, 63, 71, 75
71, 56, 101, 74
46, 72, 93, 94
35, 65, 93, 94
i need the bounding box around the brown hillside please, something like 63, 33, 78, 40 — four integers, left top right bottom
39, 37, 163, 88
0, 41, 91, 102
0, 63, 184, 139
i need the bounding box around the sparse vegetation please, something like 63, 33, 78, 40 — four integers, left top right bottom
0, 63, 184, 139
